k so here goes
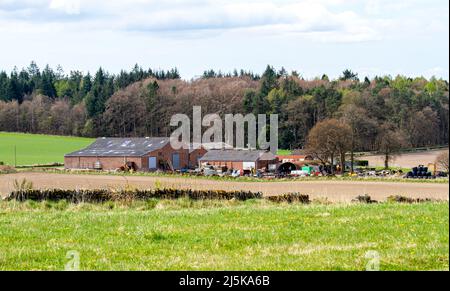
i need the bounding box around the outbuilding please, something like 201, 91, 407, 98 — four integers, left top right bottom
65, 137, 206, 171
199, 149, 278, 172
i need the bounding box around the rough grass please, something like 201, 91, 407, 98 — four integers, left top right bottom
0, 200, 448, 271
0, 132, 94, 166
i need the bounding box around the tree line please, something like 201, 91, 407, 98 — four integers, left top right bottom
0, 62, 180, 104
0, 64, 448, 164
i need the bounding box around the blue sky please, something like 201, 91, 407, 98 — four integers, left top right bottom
0, 0, 448, 80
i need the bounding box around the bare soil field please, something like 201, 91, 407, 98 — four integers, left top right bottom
1, 172, 448, 202
362, 148, 449, 169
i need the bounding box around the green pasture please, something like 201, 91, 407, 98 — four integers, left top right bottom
0, 132, 94, 166
0, 200, 448, 271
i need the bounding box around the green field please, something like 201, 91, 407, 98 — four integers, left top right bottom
0, 132, 94, 166
0, 200, 448, 271
276, 149, 292, 155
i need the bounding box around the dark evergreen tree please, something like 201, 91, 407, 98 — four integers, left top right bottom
260, 65, 278, 96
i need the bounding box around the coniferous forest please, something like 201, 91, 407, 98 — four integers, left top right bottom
0, 62, 448, 151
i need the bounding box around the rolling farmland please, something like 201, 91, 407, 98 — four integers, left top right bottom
0, 132, 94, 166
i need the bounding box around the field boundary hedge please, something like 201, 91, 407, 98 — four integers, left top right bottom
4, 189, 317, 204
5, 188, 263, 203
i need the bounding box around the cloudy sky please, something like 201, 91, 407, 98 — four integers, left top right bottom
0, 0, 448, 79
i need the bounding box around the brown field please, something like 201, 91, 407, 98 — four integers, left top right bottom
362, 148, 449, 169
1, 172, 448, 202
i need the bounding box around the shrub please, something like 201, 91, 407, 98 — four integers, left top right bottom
266, 193, 310, 204
387, 195, 434, 204
5, 188, 263, 203
352, 195, 378, 204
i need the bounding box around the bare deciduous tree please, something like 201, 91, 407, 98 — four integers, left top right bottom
436, 152, 449, 173
306, 119, 352, 173
375, 123, 407, 169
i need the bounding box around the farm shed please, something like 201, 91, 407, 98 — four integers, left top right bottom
199, 149, 278, 171
276, 154, 314, 163
188, 145, 208, 169
65, 137, 205, 171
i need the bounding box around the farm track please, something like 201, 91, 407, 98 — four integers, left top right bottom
361, 148, 448, 168
1, 172, 449, 202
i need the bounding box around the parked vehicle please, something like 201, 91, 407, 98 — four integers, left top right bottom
231, 170, 241, 178
291, 170, 310, 177
204, 168, 218, 176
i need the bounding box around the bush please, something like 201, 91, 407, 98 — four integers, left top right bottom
387, 195, 434, 204
266, 193, 310, 204
352, 195, 378, 204
5, 188, 263, 203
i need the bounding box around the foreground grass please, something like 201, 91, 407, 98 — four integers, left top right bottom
0, 200, 448, 271
0, 132, 94, 166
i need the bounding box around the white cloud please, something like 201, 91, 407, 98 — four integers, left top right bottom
0, 0, 446, 44
49, 0, 80, 15
0, 0, 400, 42
0, 0, 448, 79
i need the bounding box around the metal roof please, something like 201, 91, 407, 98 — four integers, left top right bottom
199, 150, 276, 162
65, 137, 170, 157
189, 142, 234, 153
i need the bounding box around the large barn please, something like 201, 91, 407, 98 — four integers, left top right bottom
65, 137, 206, 171
199, 149, 278, 172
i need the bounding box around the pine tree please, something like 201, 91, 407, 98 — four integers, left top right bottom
260, 65, 278, 96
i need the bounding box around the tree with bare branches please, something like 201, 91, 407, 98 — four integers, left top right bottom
306, 119, 352, 173
375, 123, 407, 169
436, 151, 449, 173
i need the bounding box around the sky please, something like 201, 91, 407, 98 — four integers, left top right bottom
0, 0, 448, 80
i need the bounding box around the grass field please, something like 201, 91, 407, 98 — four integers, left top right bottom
0, 132, 94, 166
0, 200, 448, 271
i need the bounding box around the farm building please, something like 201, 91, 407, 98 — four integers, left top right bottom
199, 149, 278, 171
65, 137, 206, 171
276, 152, 317, 174
276, 154, 314, 163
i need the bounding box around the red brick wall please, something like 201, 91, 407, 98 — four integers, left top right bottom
142, 143, 190, 171
200, 160, 277, 171
64, 156, 142, 171
188, 148, 207, 169
65, 143, 195, 171
257, 160, 274, 170
200, 161, 244, 171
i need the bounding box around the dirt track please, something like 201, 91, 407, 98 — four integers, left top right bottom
1, 172, 448, 202
362, 149, 449, 168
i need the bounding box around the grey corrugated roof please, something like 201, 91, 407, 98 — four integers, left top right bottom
189, 142, 234, 153
199, 150, 276, 162
65, 137, 170, 157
